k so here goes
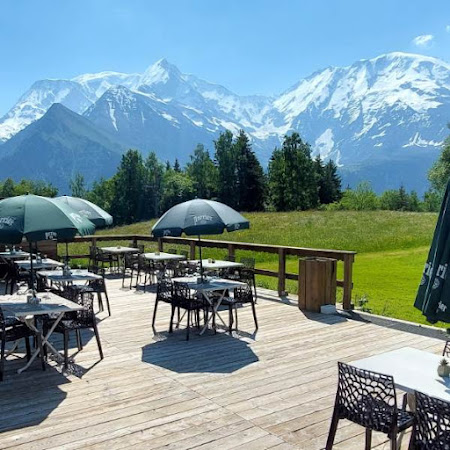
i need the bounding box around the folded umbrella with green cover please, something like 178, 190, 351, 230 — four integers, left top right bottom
0, 194, 96, 288
415, 180, 450, 324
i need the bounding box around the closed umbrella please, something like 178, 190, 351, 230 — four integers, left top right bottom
53, 196, 113, 228
415, 181, 450, 323
152, 199, 249, 281
0, 194, 95, 288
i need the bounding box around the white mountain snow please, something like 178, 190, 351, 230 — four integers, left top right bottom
0, 52, 449, 192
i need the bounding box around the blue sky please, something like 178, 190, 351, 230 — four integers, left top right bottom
1, 0, 449, 115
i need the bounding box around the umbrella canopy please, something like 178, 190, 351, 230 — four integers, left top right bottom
54, 195, 113, 228
152, 199, 249, 282
415, 181, 450, 323
152, 199, 249, 238
0, 194, 95, 244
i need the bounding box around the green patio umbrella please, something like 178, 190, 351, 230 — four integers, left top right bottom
53, 196, 113, 228
0, 194, 96, 288
415, 181, 450, 323
152, 199, 249, 281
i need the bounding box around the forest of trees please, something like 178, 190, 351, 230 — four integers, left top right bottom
70, 130, 343, 224
1, 128, 448, 224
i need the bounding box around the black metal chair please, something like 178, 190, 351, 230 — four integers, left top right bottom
0, 262, 14, 294
443, 341, 450, 358
88, 269, 111, 316
239, 260, 257, 303
222, 283, 258, 333
0, 306, 43, 381
152, 279, 173, 330
326, 362, 414, 450
409, 390, 450, 449
48, 291, 103, 369
171, 282, 206, 341
122, 253, 140, 289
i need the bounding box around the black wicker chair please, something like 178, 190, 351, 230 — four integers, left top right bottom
443, 341, 450, 358
96, 247, 119, 272
122, 253, 140, 289
48, 291, 103, 369
326, 362, 414, 450
0, 307, 43, 381
222, 283, 258, 333
0, 262, 14, 294
88, 269, 111, 316
171, 282, 206, 341
409, 390, 450, 449
152, 279, 173, 330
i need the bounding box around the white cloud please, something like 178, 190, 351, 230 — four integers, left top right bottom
412, 34, 434, 48
446, 25, 450, 33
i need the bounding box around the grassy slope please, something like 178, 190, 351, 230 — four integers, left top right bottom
69, 210, 440, 327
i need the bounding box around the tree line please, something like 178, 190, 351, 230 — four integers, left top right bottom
71, 130, 343, 224
1, 128, 448, 222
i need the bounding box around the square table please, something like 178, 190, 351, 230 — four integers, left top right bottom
0, 250, 31, 261
37, 269, 102, 284
14, 258, 64, 270
0, 292, 83, 373
172, 276, 246, 334
143, 252, 186, 262
100, 246, 139, 255
352, 347, 450, 402
187, 259, 243, 271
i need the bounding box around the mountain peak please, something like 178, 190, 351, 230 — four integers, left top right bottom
140, 58, 182, 86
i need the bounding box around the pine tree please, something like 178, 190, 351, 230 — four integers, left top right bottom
69, 173, 86, 198
397, 185, 409, 211
186, 144, 218, 199
110, 150, 146, 224
142, 152, 165, 218
268, 133, 318, 211
215, 130, 239, 209
173, 158, 181, 173
234, 130, 266, 211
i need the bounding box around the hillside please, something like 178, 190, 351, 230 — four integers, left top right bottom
0, 103, 125, 192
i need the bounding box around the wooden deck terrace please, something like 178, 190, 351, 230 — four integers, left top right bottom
0, 276, 444, 450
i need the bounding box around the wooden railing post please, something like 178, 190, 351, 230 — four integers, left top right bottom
278, 248, 286, 296
132, 236, 138, 248
158, 238, 163, 252
228, 244, 235, 261
342, 254, 354, 310
189, 240, 196, 260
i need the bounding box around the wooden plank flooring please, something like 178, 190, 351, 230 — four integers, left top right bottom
0, 276, 445, 449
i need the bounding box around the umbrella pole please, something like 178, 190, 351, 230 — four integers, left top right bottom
198, 235, 204, 283
66, 241, 69, 266
29, 241, 34, 292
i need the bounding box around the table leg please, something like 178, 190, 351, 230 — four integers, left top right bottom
199, 290, 228, 335
17, 312, 65, 374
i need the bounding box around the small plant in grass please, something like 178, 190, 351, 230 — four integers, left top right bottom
355, 294, 372, 313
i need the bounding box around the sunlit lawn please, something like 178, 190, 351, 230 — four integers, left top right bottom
64, 210, 442, 327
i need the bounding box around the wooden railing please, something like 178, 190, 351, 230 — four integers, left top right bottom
70, 234, 356, 310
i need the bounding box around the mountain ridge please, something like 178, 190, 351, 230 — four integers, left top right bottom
0, 51, 449, 193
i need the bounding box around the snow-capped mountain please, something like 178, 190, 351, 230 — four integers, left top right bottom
0, 52, 449, 192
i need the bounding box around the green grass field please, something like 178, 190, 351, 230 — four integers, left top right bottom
66, 210, 442, 327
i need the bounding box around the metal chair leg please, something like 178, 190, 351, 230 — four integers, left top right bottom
325, 407, 340, 450
365, 428, 372, 450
